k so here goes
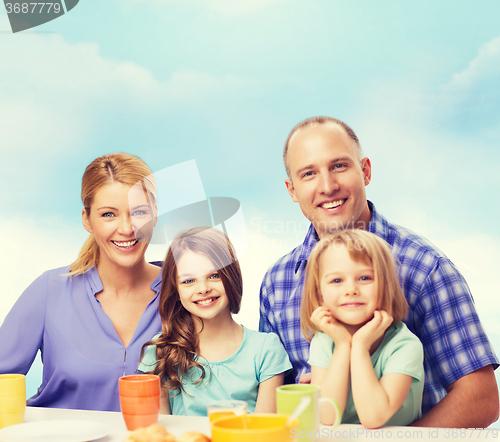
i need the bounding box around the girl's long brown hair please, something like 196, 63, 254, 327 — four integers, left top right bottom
142, 227, 242, 395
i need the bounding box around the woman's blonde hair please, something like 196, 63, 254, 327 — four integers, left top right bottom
69, 153, 156, 276
301, 229, 408, 342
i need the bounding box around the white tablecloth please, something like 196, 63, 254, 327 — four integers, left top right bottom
3, 407, 497, 441
20, 406, 211, 441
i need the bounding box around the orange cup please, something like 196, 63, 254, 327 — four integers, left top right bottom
119, 374, 160, 431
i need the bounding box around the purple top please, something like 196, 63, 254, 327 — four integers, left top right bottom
0, 263, 162, 411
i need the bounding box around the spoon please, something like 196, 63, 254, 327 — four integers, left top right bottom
286, 395, 312, 426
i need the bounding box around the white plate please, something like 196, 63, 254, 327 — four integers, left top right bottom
0, 419, 110, 442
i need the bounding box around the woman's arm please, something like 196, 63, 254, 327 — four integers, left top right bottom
0, 272, 48, 374
254, 373, 284, 413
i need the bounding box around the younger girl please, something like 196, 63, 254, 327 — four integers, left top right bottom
301, 230, 424, 428
139, 227, 291, 415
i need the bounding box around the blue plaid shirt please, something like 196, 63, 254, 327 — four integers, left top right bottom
259, 201, 498, 415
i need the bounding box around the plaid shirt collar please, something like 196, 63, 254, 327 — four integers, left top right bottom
295, 200, 386, 273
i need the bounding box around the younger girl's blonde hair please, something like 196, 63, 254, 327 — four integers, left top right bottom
301, 229, 408, 342
69, 153, 156, 276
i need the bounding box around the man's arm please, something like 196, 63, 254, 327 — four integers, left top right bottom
411, 365, 499, 428
408, 255, 499, 428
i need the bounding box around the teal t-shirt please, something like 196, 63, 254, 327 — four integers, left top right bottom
308, 322, 424, 426
139, 326, 292, 416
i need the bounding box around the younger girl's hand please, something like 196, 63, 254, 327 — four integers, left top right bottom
311, 307, 351, 345
351, 310, 393, 351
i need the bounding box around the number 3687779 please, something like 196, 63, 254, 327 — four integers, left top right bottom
5, 3, 62, 13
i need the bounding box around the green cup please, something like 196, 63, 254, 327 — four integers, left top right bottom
276, 384, 340, 436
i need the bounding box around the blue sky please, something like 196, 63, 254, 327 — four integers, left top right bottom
1, 0, 499, 420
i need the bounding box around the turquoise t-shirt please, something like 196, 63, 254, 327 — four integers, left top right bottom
308, 322, 424, 426
139, 326, 292, 416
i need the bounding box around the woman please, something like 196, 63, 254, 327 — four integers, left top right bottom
0, 153, 162, 411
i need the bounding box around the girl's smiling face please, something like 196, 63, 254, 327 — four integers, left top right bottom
82, 182, 156, 271
319, 243, 378, 333
176, 250, 230, 323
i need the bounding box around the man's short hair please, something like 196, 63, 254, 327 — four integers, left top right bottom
283, 116, 362, 178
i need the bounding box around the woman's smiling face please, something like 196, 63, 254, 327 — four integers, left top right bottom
82, 181, 156, 271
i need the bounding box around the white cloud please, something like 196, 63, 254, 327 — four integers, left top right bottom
202, 0, 288, 15
235, 230, 301, 330
0, 102, 82, 155
358, 114, 447, 189
0, 34, 277, 162
125, 0, 288, 15
0, 216, 86, 322
353, 51, 499, 237
445, 36, 500, 94
0, 34, 159, 158
355, 36, 500, 154
0, 33, 273, 211
436, 35, 500, 137
164, 71, 252, 101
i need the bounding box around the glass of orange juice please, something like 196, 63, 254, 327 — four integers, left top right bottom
207, 400, 247, 423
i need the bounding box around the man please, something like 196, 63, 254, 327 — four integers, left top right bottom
259, 116, 499, 428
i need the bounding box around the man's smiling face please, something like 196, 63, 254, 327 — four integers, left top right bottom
285, 123, 372, 238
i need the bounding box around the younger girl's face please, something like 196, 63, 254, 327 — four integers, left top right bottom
176, 250, 230, 322
319, 244, 378, 329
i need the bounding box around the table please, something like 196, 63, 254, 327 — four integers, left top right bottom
21, 406, 211, 441
10, 407, 500, 441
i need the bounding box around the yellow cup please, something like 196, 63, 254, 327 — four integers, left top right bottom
211, 414, 299, 442
0, 374, 26, 429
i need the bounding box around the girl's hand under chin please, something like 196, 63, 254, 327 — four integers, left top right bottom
311, 306, 351, 345
351, 310, 393, 351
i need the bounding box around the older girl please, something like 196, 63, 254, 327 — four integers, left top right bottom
301, 229, 424, 428
139, 227, 291, 415
0, 153, 162, 411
